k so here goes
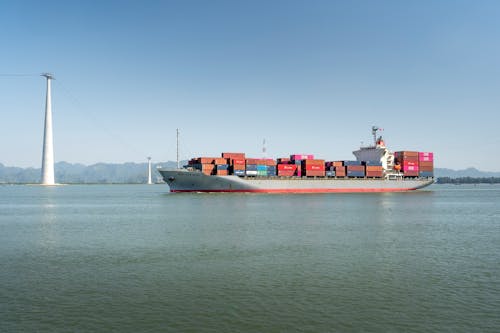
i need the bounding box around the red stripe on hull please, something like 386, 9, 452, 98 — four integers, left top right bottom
171, 188, 418, 193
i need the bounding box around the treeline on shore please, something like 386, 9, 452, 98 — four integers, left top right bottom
436, 177, 500, 184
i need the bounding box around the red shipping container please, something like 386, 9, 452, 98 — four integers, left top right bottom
278, 164, 297, 171
232, 158, 245, 166
403, 161, 418, 167
404, 170, 419, 176
305, 165, 325, 171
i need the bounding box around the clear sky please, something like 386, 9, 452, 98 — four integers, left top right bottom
1, 0, 499, 170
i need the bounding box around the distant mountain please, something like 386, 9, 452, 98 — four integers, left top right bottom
434, 167, 500, 178
1, 162, 499, 184
0, 161, 183, 184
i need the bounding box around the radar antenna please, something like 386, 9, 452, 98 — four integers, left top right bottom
371, 126, 384, 147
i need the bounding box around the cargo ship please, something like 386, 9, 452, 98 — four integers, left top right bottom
158, 127, 435, 193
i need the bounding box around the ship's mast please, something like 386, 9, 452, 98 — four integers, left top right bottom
372, 126, 379, 147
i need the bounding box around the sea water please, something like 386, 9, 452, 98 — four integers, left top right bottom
1, 184, 499, 332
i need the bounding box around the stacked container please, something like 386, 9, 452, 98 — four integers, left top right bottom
395, 151, 419, 177
302, 159, 326, 177
418, 152, 434, 177
277, 163, 297, 176
363, 161, 384, 178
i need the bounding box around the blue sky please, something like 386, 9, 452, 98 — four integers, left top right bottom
1, 0, 499, 170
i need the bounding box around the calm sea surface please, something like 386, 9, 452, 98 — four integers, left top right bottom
1, 184, 499, 332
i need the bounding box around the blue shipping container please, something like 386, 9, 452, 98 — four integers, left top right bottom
246, 164, 258, 171
362, 161, 383, 166
216, 164, 229, 170
326, 171, 336, 177
347, 170, 365, 177
257, 165, 267, 171
233, 169, 245, 176
419, 171, 434, 177
344, 160, 362, 166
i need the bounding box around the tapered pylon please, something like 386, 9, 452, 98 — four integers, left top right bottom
147, 157, 153, 184
41, 73, 55, 185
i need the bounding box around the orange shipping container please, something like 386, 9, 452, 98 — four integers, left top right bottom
366, 171, 383, 177
335, 166, 346, 176
366, 166, 383, 172
198, 157, 218, 164
419, 161, 434, 168
304, 170, 325, 177
222, 152, 245, 159
303, 159, 325, 166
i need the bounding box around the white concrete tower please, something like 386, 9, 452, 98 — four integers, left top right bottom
147, 157, 153, 184
41, 73, 55, 185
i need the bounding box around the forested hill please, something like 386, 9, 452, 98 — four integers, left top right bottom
0, 161, 181, 184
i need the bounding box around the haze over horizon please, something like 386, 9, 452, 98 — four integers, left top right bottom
2, 1, 500, 171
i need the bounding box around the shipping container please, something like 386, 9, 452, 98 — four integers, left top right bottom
217, 170, 228, 176
256, 165, 267, 171
419, 171, 434, 177
231, 158, 245, 166
277, 164, 297, 171
402, 165, 419, 171
222, 152, 245, 159
346, 165, 365, 172
344, 160, 362, 166
233, 169, 245, 176
277, 170, 296, 177
335, 166, 346, 176
366, 171, 383, 178
365, 166, 383, 172
290, 154, 314, 160
419, 161, 434, 168
418, 152, 434, 160
198, 157, 218, 164
245, 170, 258, 176
277, 158, 291, 164
395, 151, 419, 158
246, 164, 258, 171
326, 171, 336, 177
216, 164, 229, 170
362, 161, 383, 166
403, 161, 418, 167
304, 170, 325, 177
304, 164, 325, 171
347, 170, 365, 177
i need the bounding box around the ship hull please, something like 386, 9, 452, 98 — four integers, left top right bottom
158, 168, 434, 193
